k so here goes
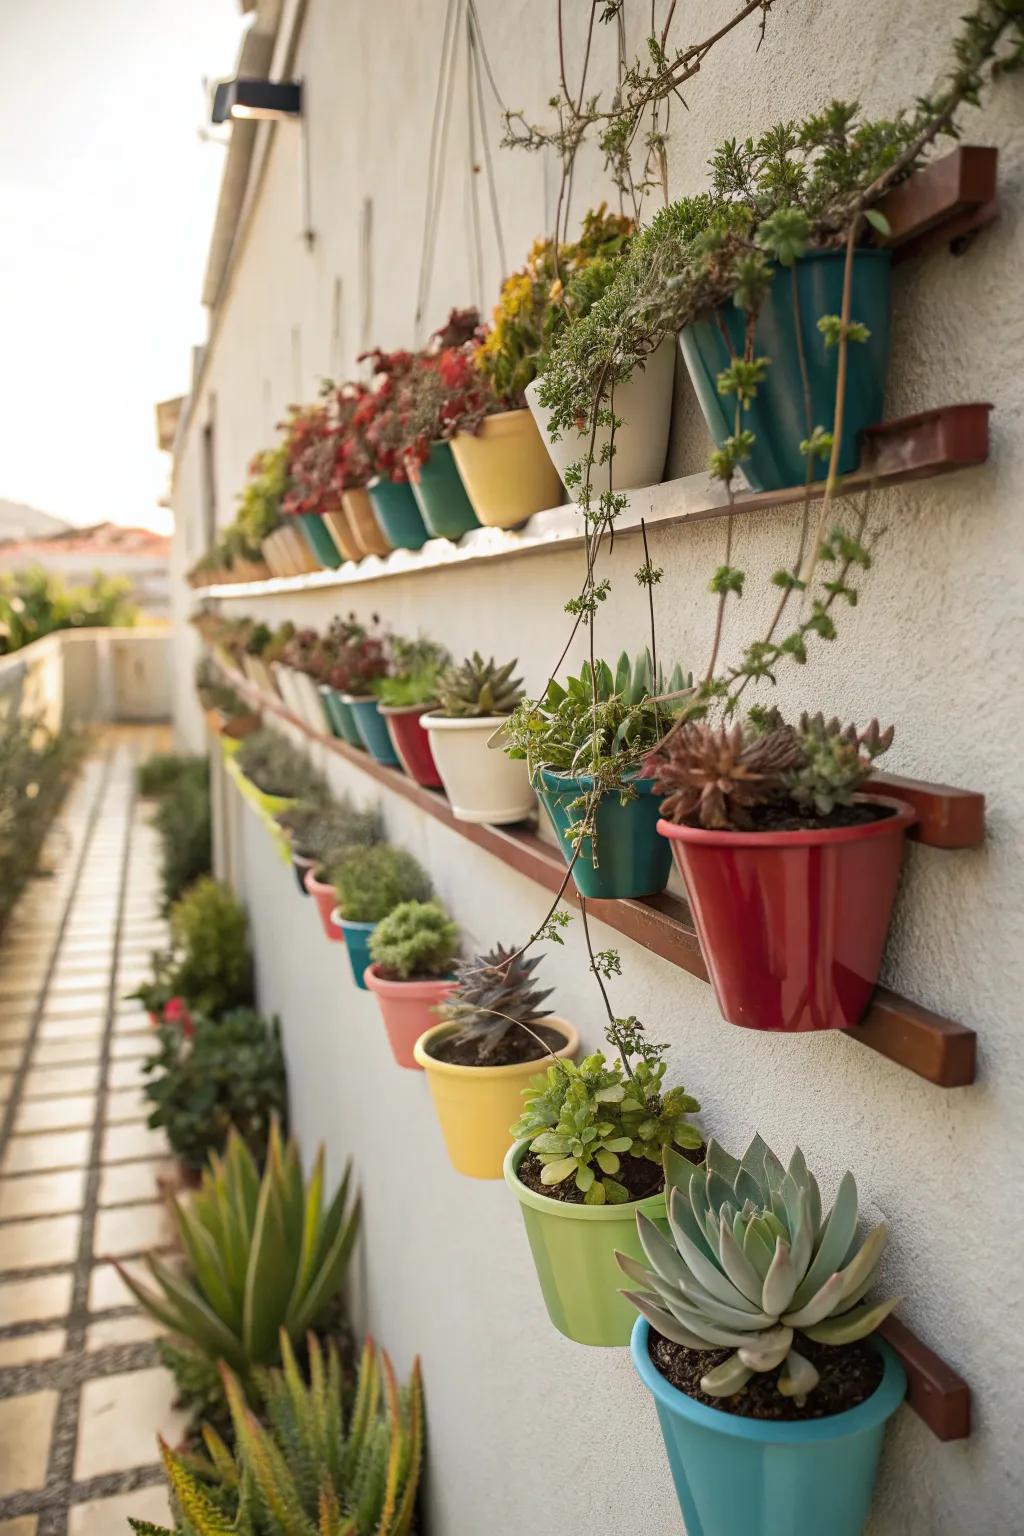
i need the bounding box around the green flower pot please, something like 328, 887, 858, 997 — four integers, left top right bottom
536, 769, 672, 899
296, 511, 343, 569
503, 1139, 668, 1346
408, 441, 480, 541
367, 477, 429, 551
678, 249, 891, 492
320, 687, 363, 748
344, 695, 401, 767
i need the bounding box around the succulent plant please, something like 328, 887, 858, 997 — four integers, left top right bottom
435, 653, 524, 718
330, 845, 432, 924
236, 728, 326, 800
275, 799, 381, 865
617, 1134, 899, 1403
789, 713, 894, 816
443, 944, 553, 1059
643, 720, 803, 829
368, 900, 460, 980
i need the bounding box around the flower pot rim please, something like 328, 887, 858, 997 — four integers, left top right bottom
412, 1018, 577, 1079
331, 907, 378, 933
292, 850, 317, 869
375, 700, 438, 718
340, 692, 379, 705
363, 962, 456, 999
657, 793, 916, 850
537, 764, 656, 795
304, 866, 333, 896
503, 1137, 667, 1223
455, 407, 532, 440
420, 710, 514, 732
631, 1317, 906, 1443
367, 473, 410, 490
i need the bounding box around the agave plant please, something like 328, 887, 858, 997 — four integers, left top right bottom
115, 1126, 360, 1380
435, 652, 524, 718
617, 1134, 899, 1403
442, 943, 553, 1059
130, 1331, 423, 1536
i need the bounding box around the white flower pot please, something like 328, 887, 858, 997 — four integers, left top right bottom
272, 663, 325, 733
421, 714, 536, 824
525, 335, 675, 496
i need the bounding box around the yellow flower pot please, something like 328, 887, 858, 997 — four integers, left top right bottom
449, 409, 563, 529
413, 1018, 578, 1179
342, 488, 392, 557
323, 507, 360, 563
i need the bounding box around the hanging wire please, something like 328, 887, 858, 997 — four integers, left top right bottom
467, 4, 507, 279
465, 10, 485, 314
414, 0, 463, 343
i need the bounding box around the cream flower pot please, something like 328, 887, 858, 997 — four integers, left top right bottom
420, 714, 536, 824
449, 409, 562, 529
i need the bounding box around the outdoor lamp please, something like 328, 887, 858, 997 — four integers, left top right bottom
211, 78, 302, 124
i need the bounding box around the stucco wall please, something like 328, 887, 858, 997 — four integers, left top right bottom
175, 2, 1024, 1531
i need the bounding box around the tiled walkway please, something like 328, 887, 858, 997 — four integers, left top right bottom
0, 730, 183, 1535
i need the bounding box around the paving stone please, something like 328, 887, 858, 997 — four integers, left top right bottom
108, 1034, 153, 1061
2, 1129, 91, 1175
105, 1087, 150, 1124
36, 1016, 105, 1041
14, 1094, 97, 1134
0, 1327, 66, 1366
31, 1040, 103, 1068
75, 1368, 186, 1478
68, 1482, 170, 1536
94, 1201, 175, 1259
0, 1390, 58, 1495
107, 1059, 148, 1090
99, 1158, 176, 1207
0, 1021, 31, 1044
102, 1122, 167, 1163
0, 1074, 13, 1105
0, 1513, 40, 1534
0, 1046, 22, 1071
0, 1271, 72, 1326
85, 1312, 163, 1351
0, 1167, 87, 1218
0, 1211, 80, 1269
39, 999, 108, 1021
23, 1063, 100, 1097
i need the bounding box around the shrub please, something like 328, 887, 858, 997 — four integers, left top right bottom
138, 754, 201, 798
143, 1008, 287, 1171
0, 715, 83, 930
329, 845, 432, 924
368, 900, 460, 980
130, 878, 252, 1019
0, 567, 137, 655
153, 767, 212, 910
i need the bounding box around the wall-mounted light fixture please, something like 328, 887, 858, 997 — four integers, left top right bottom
211, 78, 302, 124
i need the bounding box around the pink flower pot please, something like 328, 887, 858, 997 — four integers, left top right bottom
304, 866, 343, 942
363, 963, 456, 1069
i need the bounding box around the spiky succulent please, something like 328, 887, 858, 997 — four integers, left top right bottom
644, 721, 804, 829
435, 652, 524, 718
789, 713, 894, 816
617, 1134, 899, 1403
442, 944, 553, 1058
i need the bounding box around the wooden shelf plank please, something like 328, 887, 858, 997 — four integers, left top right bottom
878, 1316, 971, 1441
192, 402, 992, 602
877, 145, 999, 263
215, 662, 978, 1088
867, 770, 985, 849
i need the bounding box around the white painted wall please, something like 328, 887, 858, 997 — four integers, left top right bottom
176, 2, 1024, 1531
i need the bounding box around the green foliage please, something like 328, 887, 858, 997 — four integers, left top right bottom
367, 901, 460, 981
132, 1331, 423, 1536
370, 669, 440, 709
0, 714, 82, 927
232, 444, 289, 553
275, 799, 382, 867
0, 566, 138, 655
434, 652, 523, 718
116, 1126, 361, 1381
442, 945, 552, 1059
140, 756, 212, 912
512, 1051, 700, 1205
329, 846, 432, 925
787, 713, 894, 816
139, 755, 202, 798
236, 729, 327, 800
158, 1338, 230, 1441
131, 878, 252, 1018
618, 1134, 899, 1402
143, 1009, 287, 1171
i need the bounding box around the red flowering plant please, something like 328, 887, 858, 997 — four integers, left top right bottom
322, 616, 390, 697
280, 398, 339, 518
282, 627, 322, 678
400, 345, 496, 482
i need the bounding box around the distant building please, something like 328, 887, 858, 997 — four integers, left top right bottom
0, 498, 70, 544
0, 522, 171, 620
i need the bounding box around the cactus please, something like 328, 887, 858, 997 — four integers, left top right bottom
442, 944, 553, 1059
368, 901, 460, 980
435, 653, 524, 718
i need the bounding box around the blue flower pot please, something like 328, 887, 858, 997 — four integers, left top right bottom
630, 1319, 906, 1536
339, 917, 376, 990
344, 696, 401, 767
678, 249, 891, 492
367, 477, 429, 551
408, 441, 480, 541
320, 687, 364, 748
296, 510, 342, 569
536, 769, 671, 899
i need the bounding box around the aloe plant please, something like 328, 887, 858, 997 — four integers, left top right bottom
129, 1331, 423, 1536
115, 1126, 360, 1380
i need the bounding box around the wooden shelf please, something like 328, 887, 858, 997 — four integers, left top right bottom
878, 1316, 970, 1441
214, 661, 979, 1089
192, 402, 992, 602
878, 145, 999, 263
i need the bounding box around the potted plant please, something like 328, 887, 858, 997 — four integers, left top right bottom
644, 710, 913, 1032
398, 319, 490, 540
504, 1039, 702, 1346
239, 622, 277, 696
505, 649, 690, 899
356, 348, 430, 551
621, 1133, 905, 1536
296, 797, 382, 940
309, 615, 389, 748
326, 381, 393, 557
333, 628, 401, 767
232, 728, 325, 859
364, 900, 460, 1068
128, 877, 253, 1021
278, 628, 331, 732
413, 944, 578, 1179
372, 636, 449, 787
422, 652, 535, 824
328, 843, 433, 989
230, 444, 289, 576
280, 397, 351, 568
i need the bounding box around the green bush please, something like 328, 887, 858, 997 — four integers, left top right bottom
143, 1008, 286, 1171
130, 878, 252, 1018
368, 900, 459, 980
0, 567, 137, 655
0, 715, 83, 930
236, 727, 326, 800
138, 754, 201, 798
275, 796, 382, 867
153, 768, 212, 911
329, 844, 432, 924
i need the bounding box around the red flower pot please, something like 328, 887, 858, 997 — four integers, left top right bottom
304, 866, 343, 942
378, 704, 443, 788
363, 963, 456, 1069
657, 794, 916, 1032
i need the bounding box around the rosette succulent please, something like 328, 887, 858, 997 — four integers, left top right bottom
435, 652, 524, 718
617, 1134, 899, 1402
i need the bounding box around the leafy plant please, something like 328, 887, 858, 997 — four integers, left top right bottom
368, 901, 459, 981
130, 878, 252, 1019
142, 757, 212, 912
139, 755, 203, 798
143, 1009, 287, 1171
0, 714, 82, 929
232, 444, 288, 553
370, 637, 448, 710
330, 846, 432, 925
512, 1051, 701, 1205
131, 1331, 423, 1536
236, 729, 326, 800
276, 800, 382, 870
434, 653, 523, 718
0, 567, 138, 655
116, 1126, 360, 1381
441, 944, 552, 1060
400, 341, 495, 475
617, 1134, 899, 1403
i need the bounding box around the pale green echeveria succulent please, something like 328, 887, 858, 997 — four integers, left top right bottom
616, 1134, 900, 1403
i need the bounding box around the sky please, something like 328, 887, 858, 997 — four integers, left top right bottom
0, 0, 244, 534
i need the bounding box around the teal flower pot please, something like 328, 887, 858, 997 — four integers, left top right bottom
296, 511, 342, 569
408, 441, 480, 541
344, 696, 401, 767
320, 687, 363, 748
536, 769, 671, 899
338, 916, 376, 990
367, 477, 429, 551
678, 249, 891, 492
631, 1320, 905, 1536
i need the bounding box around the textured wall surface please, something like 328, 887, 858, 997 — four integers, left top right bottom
175, 2, 1024, 1531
